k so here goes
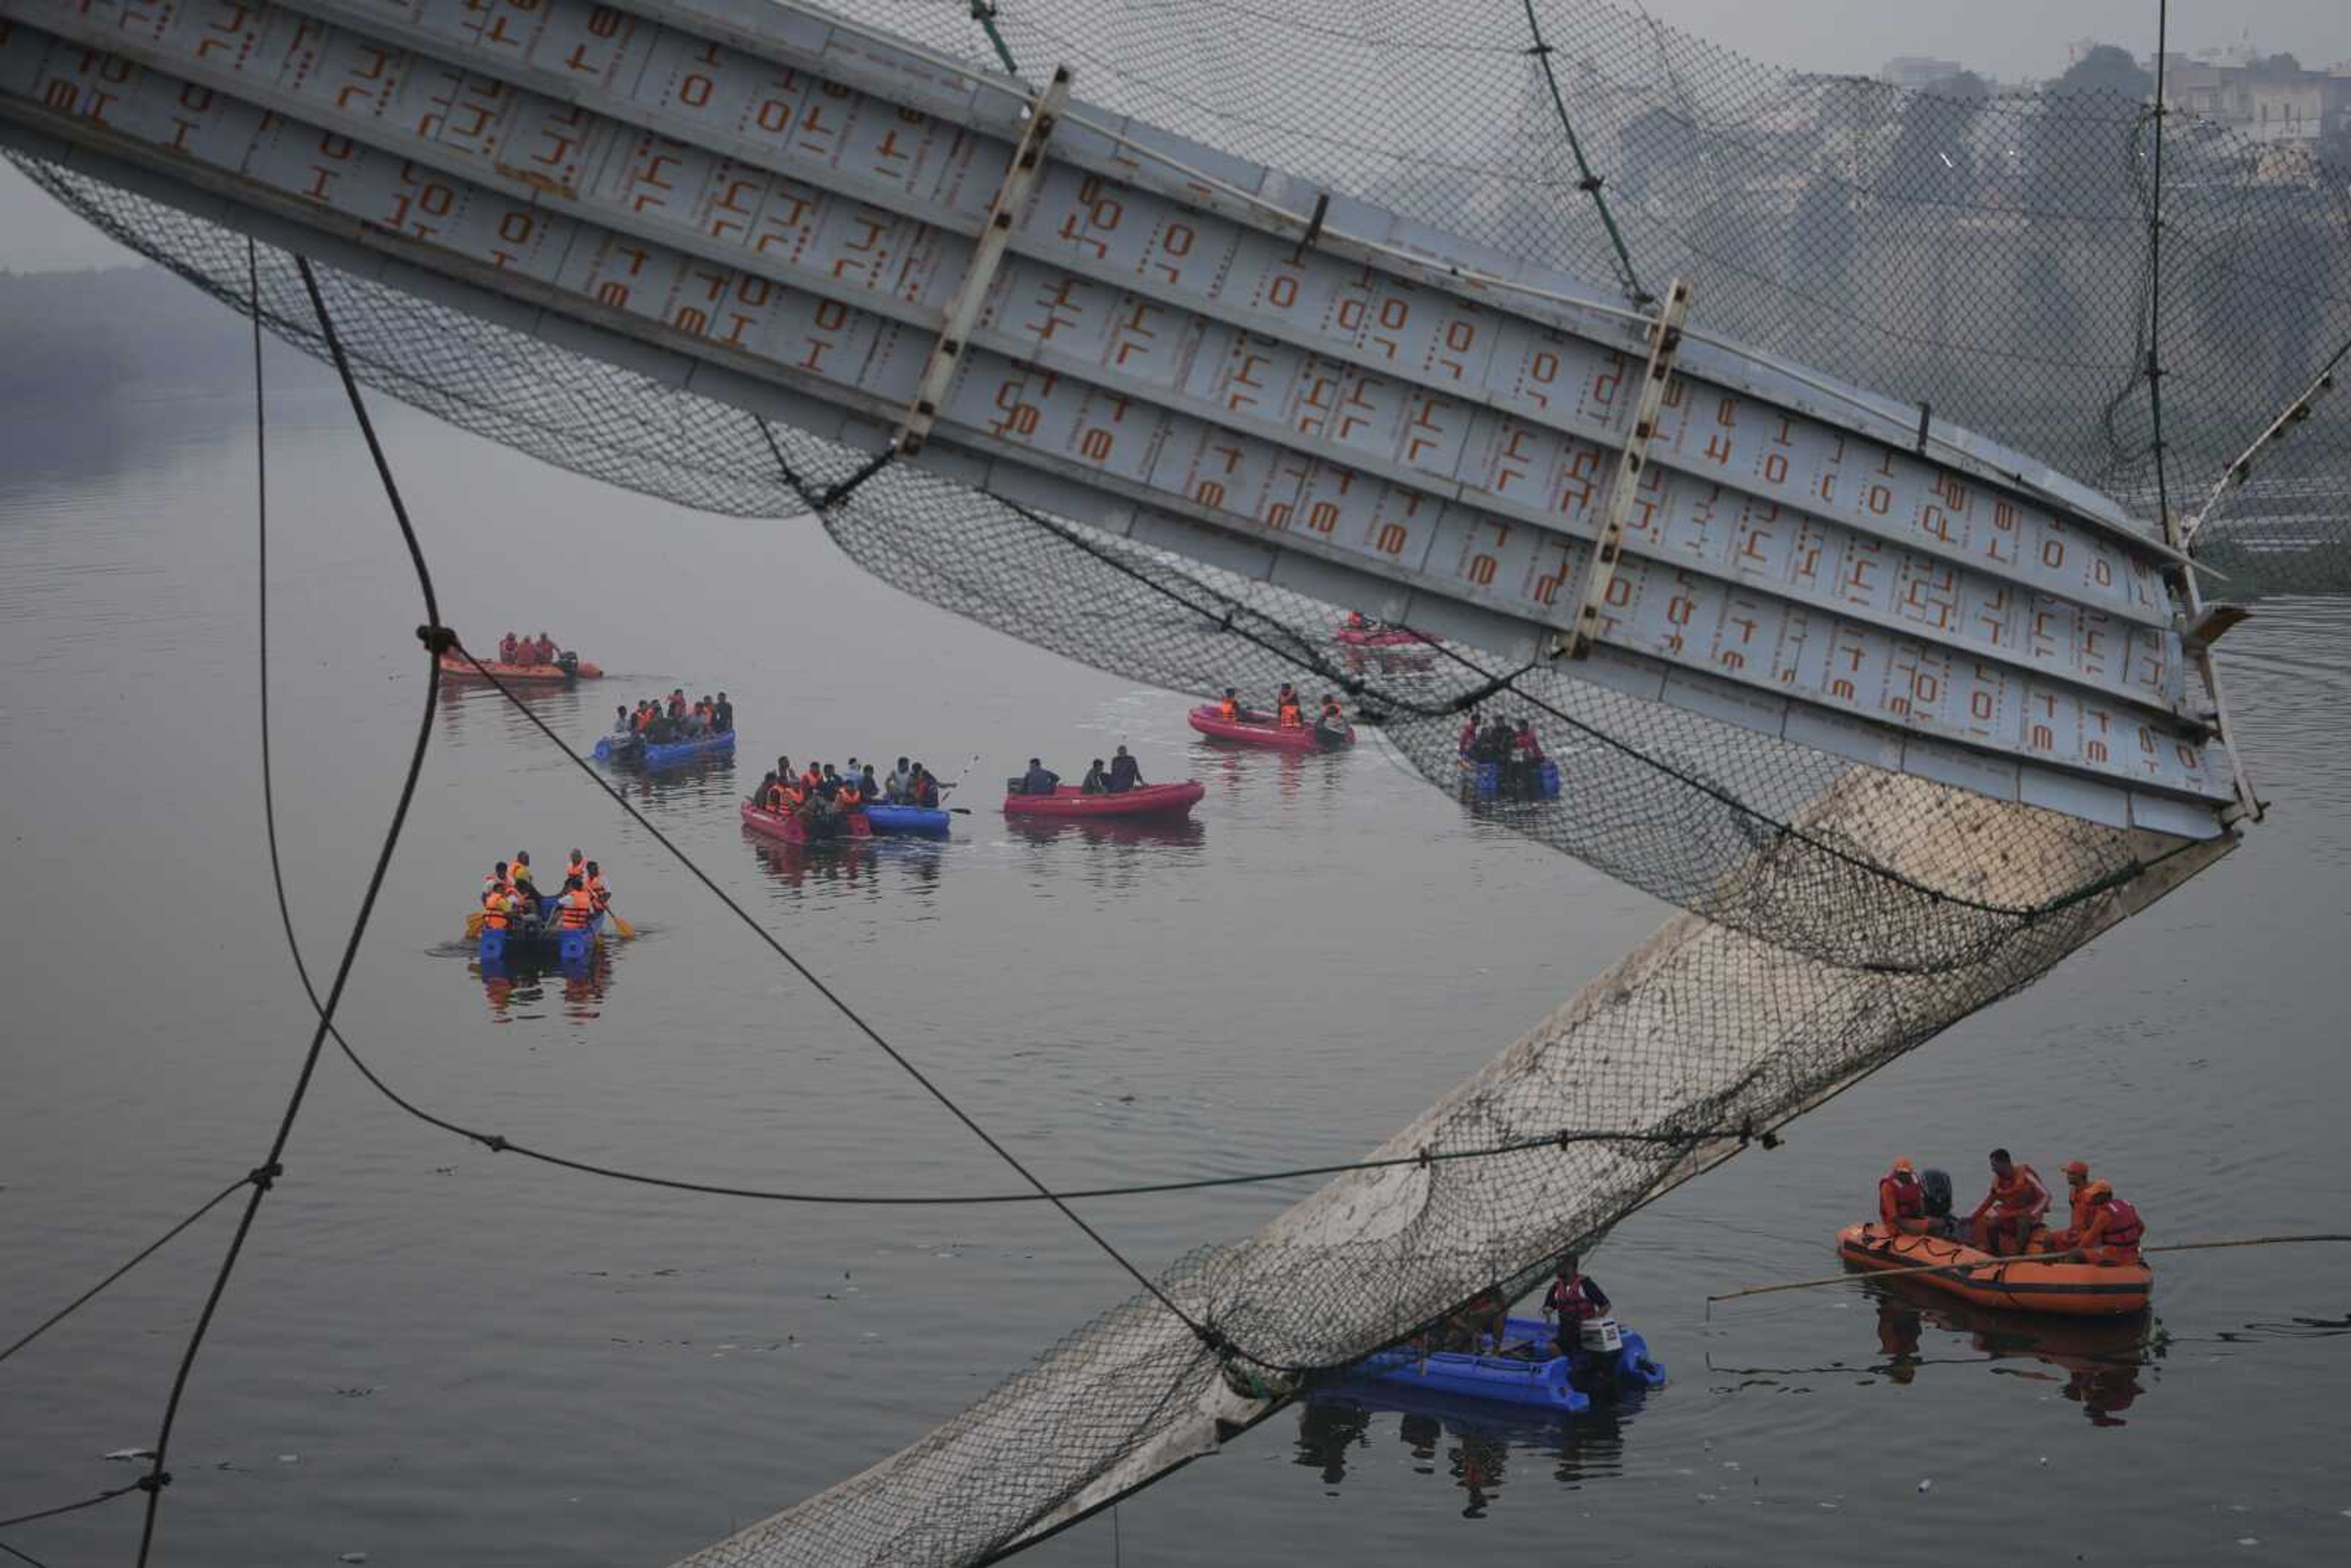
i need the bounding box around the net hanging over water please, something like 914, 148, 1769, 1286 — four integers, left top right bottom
0, 0, 2334, 1561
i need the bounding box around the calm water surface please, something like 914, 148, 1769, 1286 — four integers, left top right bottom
2, 367, 2348, 1567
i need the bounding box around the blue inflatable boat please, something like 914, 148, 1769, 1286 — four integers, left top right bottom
1460, 759, 1561, 800
1344, 1316, 1664, 1412
594, 729, 735, 767
479, 895, 603, 965
863, 802, 952, 836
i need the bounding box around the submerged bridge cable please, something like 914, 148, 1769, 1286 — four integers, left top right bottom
127, 248, 446, 1568
0, 1175, 253, 1369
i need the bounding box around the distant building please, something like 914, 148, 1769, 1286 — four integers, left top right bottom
1880, 56, 1969, 91
2156, 51, 2350, 152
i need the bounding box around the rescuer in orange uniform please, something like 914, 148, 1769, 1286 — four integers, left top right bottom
2071, 1182, 2146, 1266
1218, 687, 1242, 721
1878, 1157, 1933, 1236
1966, 1148, 2050, 1257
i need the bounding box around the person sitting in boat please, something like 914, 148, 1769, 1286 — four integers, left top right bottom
480, 880, 515, 932
886, 757, 913, 803
1878, 1157, 1934, 1236
610, 705, 634, 737
484, 860, 511, 899
1019, 757, 1060, 796
580, 860, 610, 913
858, 763, 883, 803
520, 632, 546, 665
1458, 708, 1482, 758
1081, 758, 1111, 795
753, 770, 779, 810
509, 850, 541, 908
713, 692, 734, 734
1218, 688, 1243, 722
563, 849, 588, 889
642, 707, 680, 743
1106, 745, 1144, 794
2056, 1159, 2095, 1241
1439, 1286, 1509, 1353
1966, 1148, 2050, 1258
909, 765, 940, 809
2068, 1180, 2145, 1266
555, 876, 598, 932
498, 631, 520, 664
1344, 610, 1371, 631
800, 761, 824, 797
666, 688, 687, 721
815, 763, 842, 801
1542, 1253, 1613, 1373
1275, 684, 1304, 728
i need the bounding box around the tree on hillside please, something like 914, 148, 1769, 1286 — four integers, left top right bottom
2023, 44, 2152, 214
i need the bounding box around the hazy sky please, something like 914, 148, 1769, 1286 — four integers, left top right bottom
4, 0, 2347, 272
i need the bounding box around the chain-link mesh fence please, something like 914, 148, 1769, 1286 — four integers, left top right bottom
2, 0, 2326, 1561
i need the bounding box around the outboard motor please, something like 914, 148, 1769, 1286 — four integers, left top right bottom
557, 650, 580, 679
1920, 1167, 1957, 1238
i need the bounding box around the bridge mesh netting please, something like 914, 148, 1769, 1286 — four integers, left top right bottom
6, 0, 2328, 1560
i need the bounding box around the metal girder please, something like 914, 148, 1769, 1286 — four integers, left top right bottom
895, 63, 1070, 459
1560, 276, 1690, 661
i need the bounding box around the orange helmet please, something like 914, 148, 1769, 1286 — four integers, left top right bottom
1891, 1157, 1914, 1174
2062, 1160, 2090, 1180
2084, 1180, 2113, 1202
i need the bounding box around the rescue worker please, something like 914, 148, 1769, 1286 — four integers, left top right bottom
564, 849, 587, 888
1081, 758, 1111, 795
1542, 1253, 1613, 1378
838, 773, 864, 809
888, 757, 913, 803
859, 763, 882, 803
1019, 757, 1060, 796
1966, 1148, 2050, 1257
498, 631, 520, 664
754, 770, 779, 811
2059, 1160, 2094, 1241
580, 860, 609, 913
483, 860, 512, 900
1878, 1157, 1933, 1236
667, 688, 688, 721
1319, 694, 1345, 726
1275, 683, 1303, 728
1459, 708, 1482, 759
800, 761, 823, 797
1106, 745, 1143, 793
712, 692, 733, 733
611, 705, 632, 737
1345, 610, 1371, 631
2072, 1181, 2146, 1266
1218, 687, 1243, 721
909, 765, 940, 809
509, 850, 541, 907
555, 876, 598, 931
480, 879, 515, 932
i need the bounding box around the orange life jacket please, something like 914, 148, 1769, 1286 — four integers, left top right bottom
801, 768, 822, 792
480, 888, 511, 931
1277, 700, 1303, 728
1880, 1172, 1924, 1226
2084, 1197, 2144, 1255
1218, 698, 1240, 720
839, 784, 862, 807
1321, 700, 1343, 722
565, 859, 587, 887
2067, 1186, 2094, 1236
557, 889, 597, 929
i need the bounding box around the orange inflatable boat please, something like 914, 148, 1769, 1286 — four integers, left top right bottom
1837, 1223, 2152, 1317
437, 652, 602, 682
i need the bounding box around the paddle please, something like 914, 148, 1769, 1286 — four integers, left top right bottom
599, 898, 636, 940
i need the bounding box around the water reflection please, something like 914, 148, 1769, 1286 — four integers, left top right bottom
469, 940, 617, 1023
1191, 743, 1352, 808
1297, 1381, 1644, 1514
609, 751, 738, 807
1712, 1279, 2164, 1427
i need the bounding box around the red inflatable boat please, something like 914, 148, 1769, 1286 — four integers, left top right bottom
1001, 781, 1205, 819
1186, 705, 1355, 751
1333, 624, 1439, 649
740, 801, 874, 844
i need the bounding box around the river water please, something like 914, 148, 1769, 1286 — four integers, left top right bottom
2, 354, 2347, 1567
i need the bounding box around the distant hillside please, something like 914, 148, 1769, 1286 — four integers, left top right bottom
0, 263, 331, 404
